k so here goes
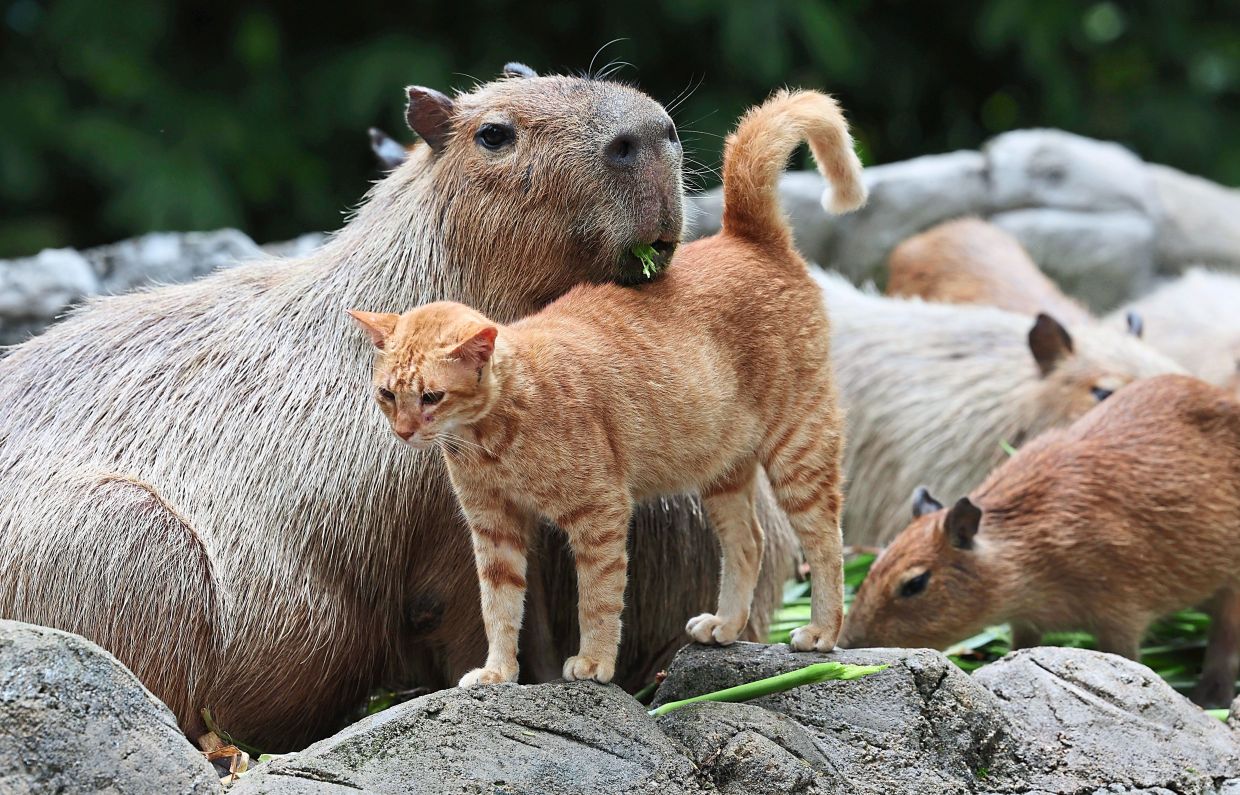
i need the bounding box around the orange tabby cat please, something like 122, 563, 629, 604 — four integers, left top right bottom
350, 90, 866, 686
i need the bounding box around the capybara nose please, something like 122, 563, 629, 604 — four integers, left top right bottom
604, 132, 641, 168
604, 121, 675, 169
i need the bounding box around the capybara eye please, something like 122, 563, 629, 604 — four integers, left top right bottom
421, 391, 445, 405
476, 123, 515, 151
899, 571, 930, 598
1090, 386, 1114, 402
377, 387, 395, 402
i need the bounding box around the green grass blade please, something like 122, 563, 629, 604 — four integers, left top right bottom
648, 662, 888, 718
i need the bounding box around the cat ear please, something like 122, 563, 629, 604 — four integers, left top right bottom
347, 310, 399, 349
450, 326, 498, 366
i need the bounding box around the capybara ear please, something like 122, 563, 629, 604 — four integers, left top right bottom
1028, 313, 1075, 376
911, 486, 944, 518
944, 497, 982, 550
1126, 310, 1144, 339
369, 127, 408, 170
502, 62, 537, 78
347, 310, 399, 349
405, 86, 455, 153
450, 325, 499, 367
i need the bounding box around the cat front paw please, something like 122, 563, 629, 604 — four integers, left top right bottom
789, 624, 839, 653
562, 654, 615, 683
685, 613, 743, 645
458, 666, 515, 687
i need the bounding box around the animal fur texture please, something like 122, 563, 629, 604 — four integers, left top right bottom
1107, 268, 1240, 398
840, 374, 1240, 706
885, 217, 1093, 325
0, 69, 796, 751
352, 89, 868, 687
816, 272, 1184, 546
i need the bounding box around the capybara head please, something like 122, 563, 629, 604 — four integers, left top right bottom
1024, 312, 1179, 440
398, 63, 683, 290
348, 303, 500, 449
839, 489, 991, 650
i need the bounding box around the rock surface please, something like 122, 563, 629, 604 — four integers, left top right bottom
0, 229, 284, 345
685, 128, 1240, 311
232, 680, 704, 795
655, 642, 1240, 795
0, 620, 219, 795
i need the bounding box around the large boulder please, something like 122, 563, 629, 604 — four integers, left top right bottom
0, 620, 219, 795
974, 647, 1240, 794
653, 643, 1019, 794
232, 680, 706, 795
653, 642, 1240, 795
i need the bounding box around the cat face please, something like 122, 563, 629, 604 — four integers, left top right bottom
348, 303, 499, 449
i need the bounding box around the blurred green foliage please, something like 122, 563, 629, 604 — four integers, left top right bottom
2, 0, 1238, 257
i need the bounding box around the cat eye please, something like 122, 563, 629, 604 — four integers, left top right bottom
377, 387, 395, 402
475, 123, 515, 151
899, 571, 930, 598
1090, 386, 1114, 402
421, 391, 445, 405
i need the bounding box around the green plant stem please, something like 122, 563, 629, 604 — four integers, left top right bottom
647, 662, 888, 717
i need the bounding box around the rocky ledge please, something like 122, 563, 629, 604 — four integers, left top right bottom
2, 620, 1240, 793
7, 619, 1233, 794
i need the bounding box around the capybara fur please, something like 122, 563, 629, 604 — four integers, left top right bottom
1108, 268, 1240, 399
841, 374, 1240, 707
886, 217, 1093, 326
815, 272, 1183, 546
0, 67, 797, 751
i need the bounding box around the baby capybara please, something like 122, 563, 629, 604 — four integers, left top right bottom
840, 374, 1240, 707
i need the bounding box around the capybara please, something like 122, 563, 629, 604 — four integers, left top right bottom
886, 217, 1093, 326
1108, 268, 1240, 399
0, 66, 798, 750
840, 374, 1240, 706
816, 272, 1183, 546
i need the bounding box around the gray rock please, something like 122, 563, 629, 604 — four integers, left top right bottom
652, 642, 1017, 794
1149, 164, 1240, 276
984, 128, 1160, 217
974, 647, 1240, 793
0, 620, 219, 795
232, 681, 706, 795
262, 233, 328, 259
0, 248, 99, 344
0, 229, 265, 346
824, 150, 991, 285
85, 229, 264, 295
991, 208, 1158, 311
658, 701, 845, 794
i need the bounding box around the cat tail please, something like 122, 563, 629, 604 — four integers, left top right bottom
720, 89, 867, 248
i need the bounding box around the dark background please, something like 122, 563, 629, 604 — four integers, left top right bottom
2, 0, 1238, 258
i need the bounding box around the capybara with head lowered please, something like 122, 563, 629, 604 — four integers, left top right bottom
840, 374, 1240, 706
1107, 268, 1240, 399
886, 217, 1093, 326
816, 272, 1183, 546
0, 66, 797, 751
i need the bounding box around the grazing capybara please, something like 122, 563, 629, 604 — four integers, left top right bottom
816, 272, 1183, 546
840, 374, 1240, 706
1108, 268, 1240, 399
0, 66, 797, 750
886, 217, 1093, 326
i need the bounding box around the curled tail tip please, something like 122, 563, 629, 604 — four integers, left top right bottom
821, 173, 868, 215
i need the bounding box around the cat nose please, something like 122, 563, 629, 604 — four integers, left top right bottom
397, 429, 417, 441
